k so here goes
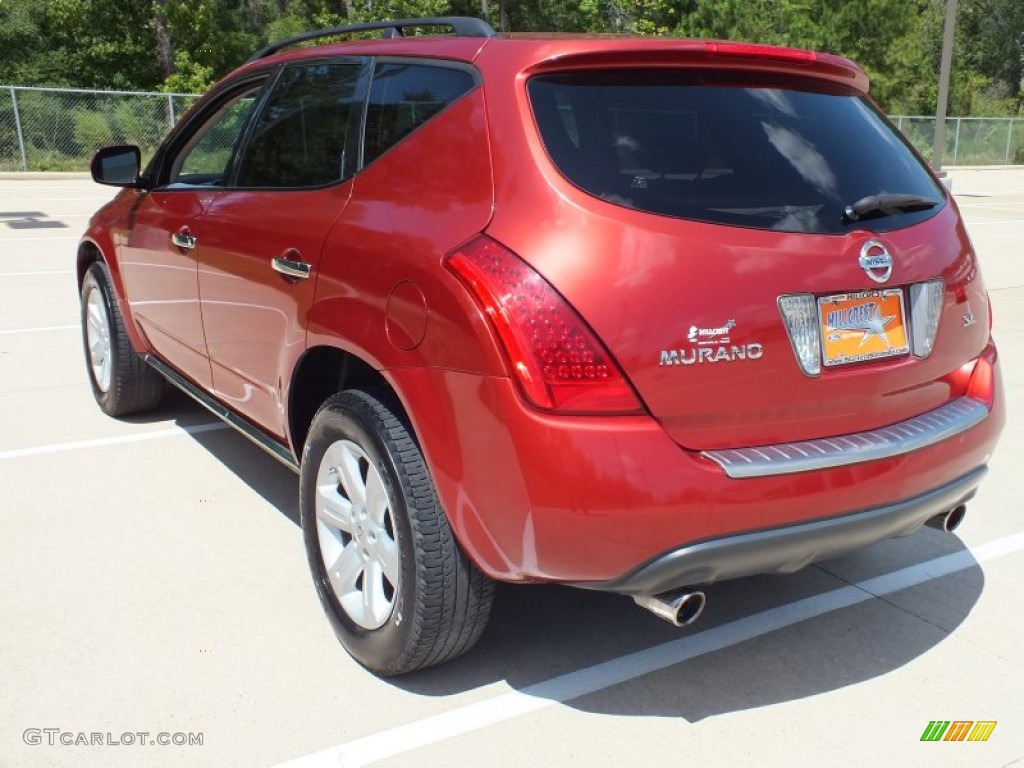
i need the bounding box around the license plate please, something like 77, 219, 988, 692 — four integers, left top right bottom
818, 289, 910, 367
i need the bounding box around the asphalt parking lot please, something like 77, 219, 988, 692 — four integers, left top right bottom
1, 170, 1022, 768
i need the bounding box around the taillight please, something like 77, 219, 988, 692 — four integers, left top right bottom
445, 235, 642, 414
777, 294, 821, 376
908, 280, 944, 358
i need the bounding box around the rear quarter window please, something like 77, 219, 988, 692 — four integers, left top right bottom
362, 62, 476, 166
528, 71, 944, 235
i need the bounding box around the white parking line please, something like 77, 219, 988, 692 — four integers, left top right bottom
0, 195, 109, 200
7, 212, 91, 217
0, 235, 79, 241
271, 530, 1024, 768
0, 422, 230, 461
957, 203, 1024, 211
963, 218, 1024, 226
0, 270, 75, 276
0, 324, 78, 335
954, 205, 1024, 215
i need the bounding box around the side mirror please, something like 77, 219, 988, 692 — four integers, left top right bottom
90, 145, 142, 187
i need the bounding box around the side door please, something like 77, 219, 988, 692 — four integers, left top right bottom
195, 59, 369, 439
118, 79, 267, 389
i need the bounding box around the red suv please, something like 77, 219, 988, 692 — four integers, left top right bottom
79, 17, 1004, 675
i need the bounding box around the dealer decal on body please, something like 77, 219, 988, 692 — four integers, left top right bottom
660, 319, 764, 365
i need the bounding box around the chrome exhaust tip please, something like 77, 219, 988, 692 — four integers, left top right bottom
926, 504, 967, 533
633, 589, 706, 628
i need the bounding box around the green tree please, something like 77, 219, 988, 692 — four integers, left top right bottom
957, 0, 1024, 114
0, 1, 50, 84
39, 0, 162, 89
0, 0, 1017, 120
157, 0, 273, 92
671, 0, 932, 112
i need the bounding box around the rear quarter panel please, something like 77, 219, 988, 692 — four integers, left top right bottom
305, 87, 503, 398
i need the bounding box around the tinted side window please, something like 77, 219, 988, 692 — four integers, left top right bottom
363, 63, 475, 166
529, 71, 944, 235
169, 85, 262, 186
235, 61, 364, 188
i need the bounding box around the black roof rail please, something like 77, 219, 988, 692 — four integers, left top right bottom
247, 16, 497, 63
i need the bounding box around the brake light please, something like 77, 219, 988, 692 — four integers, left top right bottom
445, 235, 642, 414
704, 42, 817, 64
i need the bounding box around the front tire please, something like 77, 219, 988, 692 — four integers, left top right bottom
80, 261, 164, 417
300, 390, 494, 675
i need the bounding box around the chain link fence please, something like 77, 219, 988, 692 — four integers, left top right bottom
891, 116, 1023, 166
0, 86, 199, 172
1, 85, 1022, 172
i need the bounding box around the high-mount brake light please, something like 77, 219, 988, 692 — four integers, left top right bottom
445, 236, 643, 414
704, 42, 817, 64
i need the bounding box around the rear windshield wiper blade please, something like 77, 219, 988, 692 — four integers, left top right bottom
842, 193, 941, 223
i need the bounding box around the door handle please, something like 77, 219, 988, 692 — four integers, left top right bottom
171, 227, 196, 250
271, 254, 312, 280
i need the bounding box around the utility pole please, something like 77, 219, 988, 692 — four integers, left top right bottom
932, 0, 958, 171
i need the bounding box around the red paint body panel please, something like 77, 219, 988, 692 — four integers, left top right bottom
486, 187, 988, 448
113, 188, 215, 389
307, 90, 498, 375
392, 348, 1003, 582
477, 44, 986, 449
81, 32, 1004, 593
197, 184, 354, 440
80, 191, 148, 354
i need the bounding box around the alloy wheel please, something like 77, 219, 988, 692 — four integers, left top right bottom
85, 286, 113, 393
315, 439, 400, 630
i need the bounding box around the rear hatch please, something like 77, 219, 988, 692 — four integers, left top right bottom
502, 61, 990, 449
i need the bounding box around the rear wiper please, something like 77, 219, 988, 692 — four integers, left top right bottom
842, 193, 940, 223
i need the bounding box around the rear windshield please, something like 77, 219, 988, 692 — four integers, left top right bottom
528, 71, 944, 235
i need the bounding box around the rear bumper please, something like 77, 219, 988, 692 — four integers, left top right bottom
586, 466, 985, 596
390, 347, 1004, 586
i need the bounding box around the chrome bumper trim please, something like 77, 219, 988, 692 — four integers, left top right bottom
702, 397, 988, 479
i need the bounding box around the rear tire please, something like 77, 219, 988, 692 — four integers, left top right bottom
80, 261, 164, 417
300, 390, 494, 675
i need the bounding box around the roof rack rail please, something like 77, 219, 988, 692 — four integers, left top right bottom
248, 16, 497, 62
